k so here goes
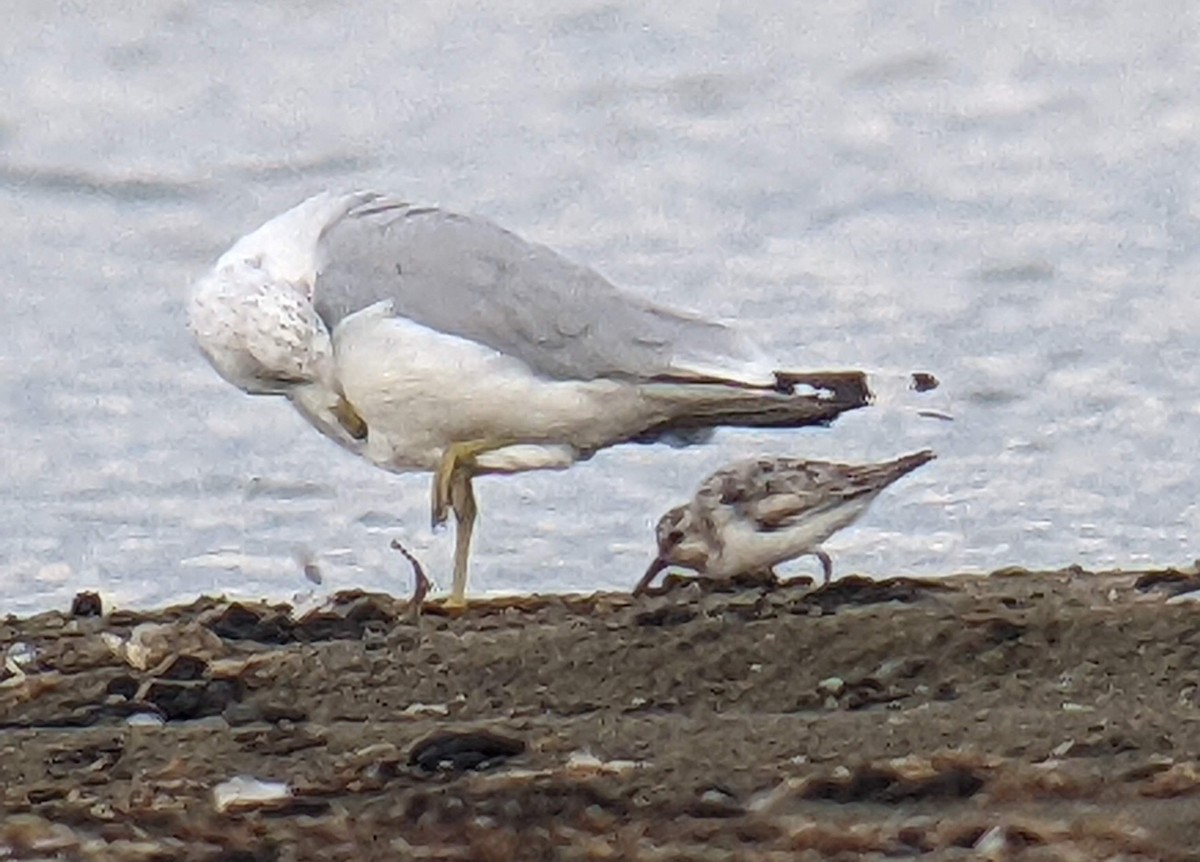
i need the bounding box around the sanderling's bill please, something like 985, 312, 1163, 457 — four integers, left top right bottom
188, 191, 871, 605
635, 450, 936, 594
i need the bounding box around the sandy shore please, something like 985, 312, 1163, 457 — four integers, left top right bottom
3, 567, 1200, 860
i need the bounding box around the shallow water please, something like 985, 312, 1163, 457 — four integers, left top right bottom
2, 0, 1197, 613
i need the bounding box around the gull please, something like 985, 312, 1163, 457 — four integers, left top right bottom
187, 191, 871, 606
635, 449, 935, 594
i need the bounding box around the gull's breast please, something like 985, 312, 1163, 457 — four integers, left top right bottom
330, 303, 641, 474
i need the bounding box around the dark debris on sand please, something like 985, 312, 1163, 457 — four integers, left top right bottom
4, 568, 1200, 860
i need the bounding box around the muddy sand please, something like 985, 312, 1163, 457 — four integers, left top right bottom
4, 567, 1200, 860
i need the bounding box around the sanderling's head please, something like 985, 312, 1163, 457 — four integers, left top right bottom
633, 505, 710, 595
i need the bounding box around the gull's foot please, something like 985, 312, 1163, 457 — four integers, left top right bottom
422, 595, 469, 618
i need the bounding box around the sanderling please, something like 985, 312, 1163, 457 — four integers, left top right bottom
188, 191, 871, 605
635, 450, 935, 594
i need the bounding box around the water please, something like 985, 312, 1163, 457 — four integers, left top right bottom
2, 0, 1198, 614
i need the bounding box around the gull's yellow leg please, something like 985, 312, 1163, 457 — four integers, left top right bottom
431, 446, 457, 529
447, 471, 477, 608
431, 439, 509, 528
430, 437, 515, 606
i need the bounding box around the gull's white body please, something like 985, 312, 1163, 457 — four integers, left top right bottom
188, 191, 785, 478
332, 301, 646, 474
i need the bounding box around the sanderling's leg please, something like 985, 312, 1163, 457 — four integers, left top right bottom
448, 471, 478, 608
814, 550, 833, 584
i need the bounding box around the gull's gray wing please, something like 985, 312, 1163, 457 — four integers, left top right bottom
313, 194, 766, 382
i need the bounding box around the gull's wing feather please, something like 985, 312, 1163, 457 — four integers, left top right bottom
313, 194, 770, 383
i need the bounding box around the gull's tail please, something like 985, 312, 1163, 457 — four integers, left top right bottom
630, 370, 871, 443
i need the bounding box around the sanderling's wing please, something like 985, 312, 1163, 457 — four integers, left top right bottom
745, 491, 826, 527
312, 194, 771, 384
701, 451, 935, 531
698, 458, 831, 530
831, 451, 937, 494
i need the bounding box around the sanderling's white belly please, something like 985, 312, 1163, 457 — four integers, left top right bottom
707, 498, 872, 576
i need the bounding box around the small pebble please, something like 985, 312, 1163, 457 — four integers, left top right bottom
817, 676, 845, 696
70, 592, 103, 617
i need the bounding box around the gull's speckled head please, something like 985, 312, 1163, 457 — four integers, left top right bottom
188, 265, 334, 396
187, 192, 381, 397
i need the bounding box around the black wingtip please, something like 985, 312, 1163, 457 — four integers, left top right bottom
773, 370, 873, 407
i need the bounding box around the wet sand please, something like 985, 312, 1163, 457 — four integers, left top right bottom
4, 567, 1200, 860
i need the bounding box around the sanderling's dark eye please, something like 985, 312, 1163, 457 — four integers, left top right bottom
666, 529, 684, 545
